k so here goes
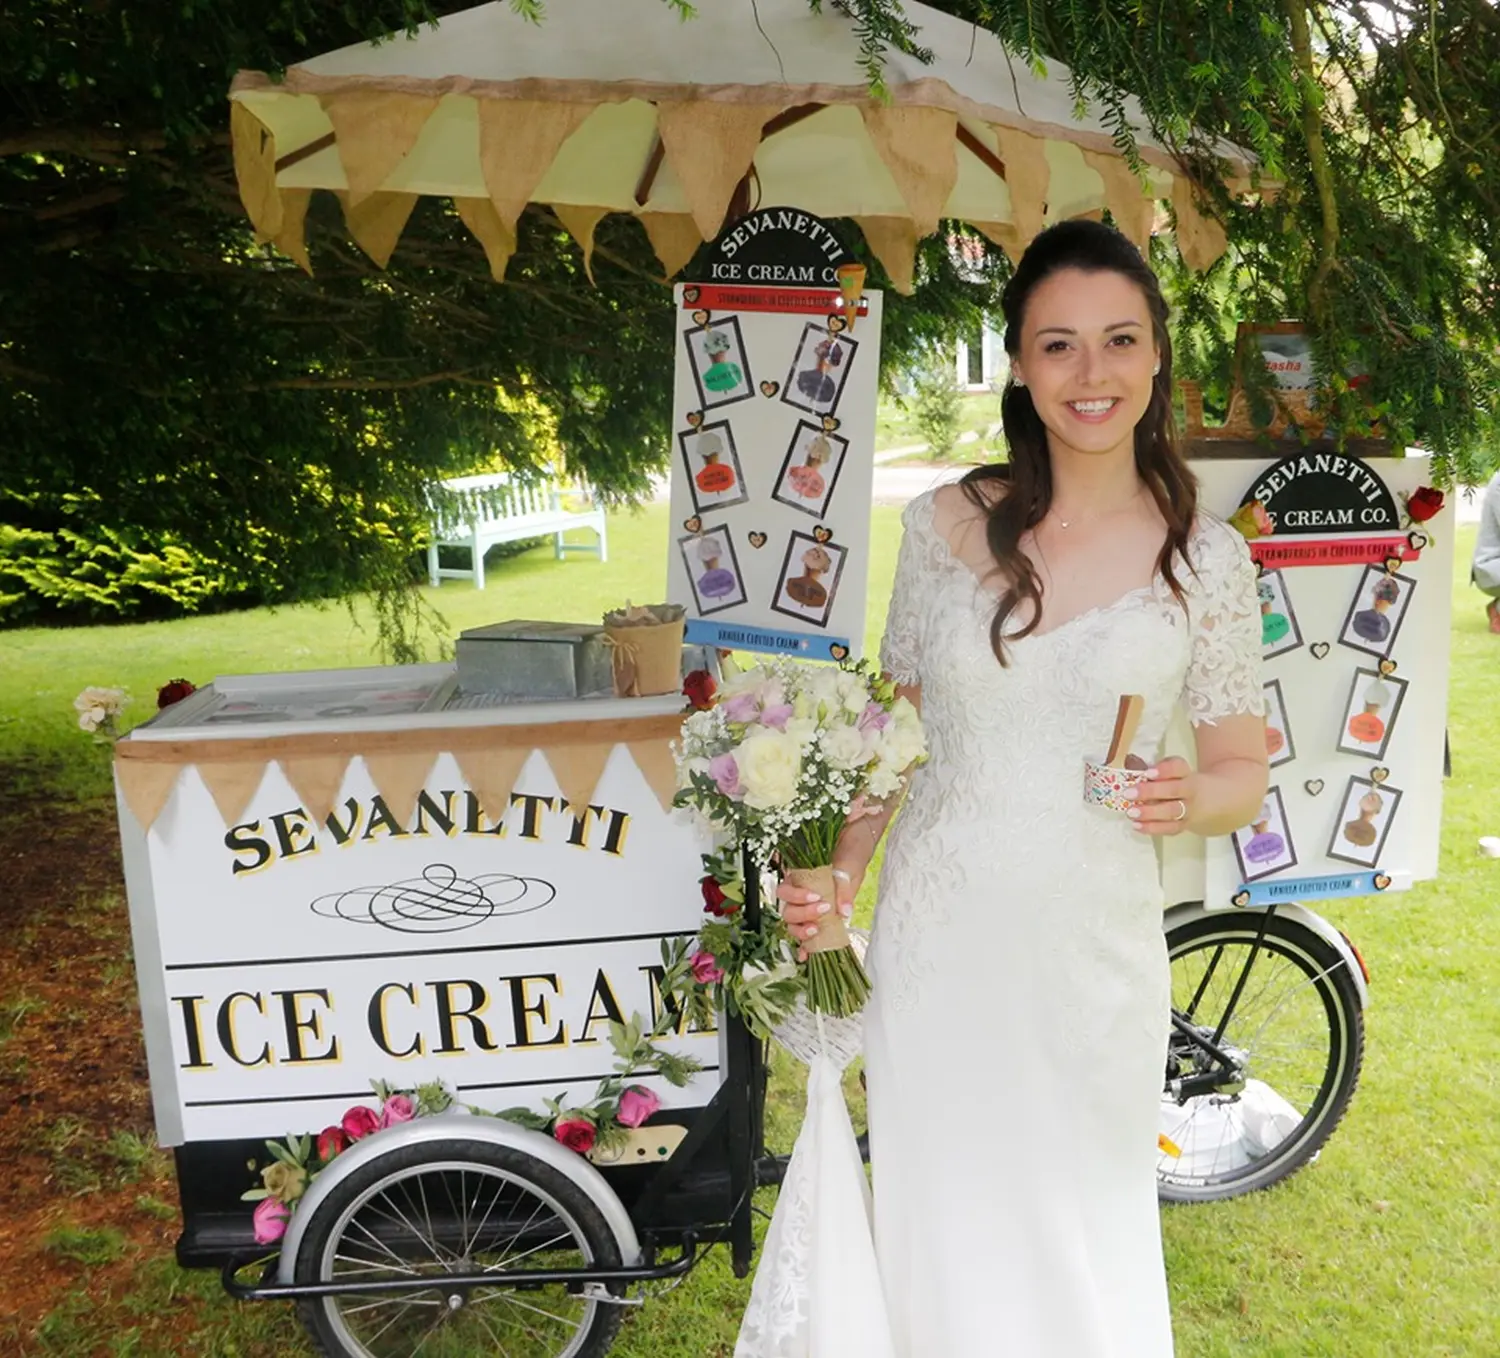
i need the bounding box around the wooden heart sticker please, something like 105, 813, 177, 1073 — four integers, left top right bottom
1384, 555, 1403, 574
1310, 641, 1331, 660
1371, 766, 1390, 784
826, 314, 848, 335
760, 380, 780, 398
682, 286, 700, 305
748, 531, 767, 548
1232, 889, 1251, 908
829, 644, 850, 661
812, 525, 833, 543
685, 410, 704, 428
683, 515, 703, 534
821, 415, 841, 433
1408, 529, 1430, 551
691, 308, 711, 327
1373, 873, 1392, 890
1379, 658, 1398, 676
1304, 778, 1325, 796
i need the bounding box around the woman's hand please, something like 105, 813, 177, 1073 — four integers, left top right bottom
776, 859, 865, 962
1125, 756, 1197, 835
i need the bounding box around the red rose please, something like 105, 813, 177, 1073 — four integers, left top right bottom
701, 875, 739, 916
341, 1105, 380, 1141
554, 1118, 597, 1154
1407, 486, 1444, 523
317, 1126, 349, 1163
683, 669, 717, 711
156, 678, 197, 709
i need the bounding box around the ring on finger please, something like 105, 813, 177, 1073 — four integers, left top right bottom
1173, 798, 1188, 822
830, 868, 852, 883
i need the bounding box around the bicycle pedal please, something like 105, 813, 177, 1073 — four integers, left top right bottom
588, 1124, 688, 1167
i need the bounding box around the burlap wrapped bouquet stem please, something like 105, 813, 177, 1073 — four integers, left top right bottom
783, 865, 853, 954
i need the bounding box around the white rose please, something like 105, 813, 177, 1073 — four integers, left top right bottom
834, 669, 868, 715
736, 729, 803, 810
867, 765, 902, 799
676, 756, 711, 789
820, 724, 867, 770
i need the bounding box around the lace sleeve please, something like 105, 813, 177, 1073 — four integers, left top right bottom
1182, 517, 1265, 726
878, 495, 933, 686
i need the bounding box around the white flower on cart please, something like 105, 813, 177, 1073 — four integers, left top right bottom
737, 728, 803, 810
73, 686, 127, 733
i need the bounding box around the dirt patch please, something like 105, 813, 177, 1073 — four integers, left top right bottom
0, 784, 175, 1341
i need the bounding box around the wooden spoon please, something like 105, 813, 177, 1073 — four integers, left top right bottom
1105, 694, 1145, 768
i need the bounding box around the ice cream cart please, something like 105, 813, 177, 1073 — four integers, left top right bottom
113, 662, 789, 1356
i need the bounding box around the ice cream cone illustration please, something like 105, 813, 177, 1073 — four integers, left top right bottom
836, 262, 866, 332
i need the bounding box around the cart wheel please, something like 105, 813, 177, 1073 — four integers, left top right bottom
293, 1137, 624, 1358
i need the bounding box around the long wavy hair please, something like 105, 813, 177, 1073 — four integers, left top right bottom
961, 220, 1198, 664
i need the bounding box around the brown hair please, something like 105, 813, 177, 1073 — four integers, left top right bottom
961, 220, 1197, 663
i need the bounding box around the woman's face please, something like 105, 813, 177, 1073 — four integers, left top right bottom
1009, 267, 1159, 463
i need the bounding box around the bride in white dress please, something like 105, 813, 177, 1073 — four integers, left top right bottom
778, 220, 1268, 1356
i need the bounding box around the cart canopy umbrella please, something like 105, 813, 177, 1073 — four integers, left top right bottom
230, 0, 1258, 287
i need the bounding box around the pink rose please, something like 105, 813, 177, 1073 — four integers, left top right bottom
554, 1118, 597, 1154
617, 1085, 660, 1128
690, 949, 724, 984
857, 702, 890, 732
317, 1125, 349, 1163
709, 753, 744, 797
380, 1094, 416, 1128
721, 692, 760, 724
341, 1105, 380, 1141
759, 703, 793, 730
252, 1196, 291, 1245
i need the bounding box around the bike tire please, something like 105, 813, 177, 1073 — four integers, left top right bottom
293, 1137, 624, 1358
1159, 911, 1364, 1203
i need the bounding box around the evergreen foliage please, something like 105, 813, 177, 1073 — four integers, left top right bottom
3, 1, 1496, 636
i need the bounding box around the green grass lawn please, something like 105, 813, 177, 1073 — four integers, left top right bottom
2, 513, 1498, 1355
876, 389, 1005, 458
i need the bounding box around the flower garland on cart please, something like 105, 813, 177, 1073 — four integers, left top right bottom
242, 990, 702, 1245
671, 657, 926, 1358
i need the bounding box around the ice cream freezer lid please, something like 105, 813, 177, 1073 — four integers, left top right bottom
458, 620, 604, 645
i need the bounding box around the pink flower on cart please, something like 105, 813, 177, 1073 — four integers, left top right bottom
690, 950, 725, 984
380, 1095, 416, 1128
616, 1086, 660, 1128
252, 1196, 291, 1245
709, 753, 744, 798
341, 1105, 380, 1141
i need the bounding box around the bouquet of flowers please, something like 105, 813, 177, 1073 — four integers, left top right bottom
673, 657, 925, 1016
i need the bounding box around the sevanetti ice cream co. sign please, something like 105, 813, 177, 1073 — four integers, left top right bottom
117, 741, 719, 1144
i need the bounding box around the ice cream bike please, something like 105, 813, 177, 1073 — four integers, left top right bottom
111, 4, 1455, 1353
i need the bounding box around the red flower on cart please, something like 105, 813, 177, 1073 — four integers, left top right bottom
341, 1105, 380, 1141
683, 669, 717, 711
1405, 486, 1444, 523
701, 875, 739, 916
317, 1126, 349, 1162
554, 1118, 598, 1154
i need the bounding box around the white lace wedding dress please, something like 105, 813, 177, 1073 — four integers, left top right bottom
859, 487, 1264, 1357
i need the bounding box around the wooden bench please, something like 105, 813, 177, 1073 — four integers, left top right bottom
426, 472, 608, 590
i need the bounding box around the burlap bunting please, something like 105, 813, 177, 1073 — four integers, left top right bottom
231, 102, 282, 239
971, 220, 1023, 264
992, 125, 1050, 244
454, 746, 533, 824
854, 216, 920, 295
478, 100, 597, 232
339, 190, 420, 269
861, 105, 959, 239
361, 750, 441, 826
553, 204, 610, 284
197, 760, 270, 827
1172, 177, 1229, 271
1080, 149, 1155, 253
272, 188, 314, 274
282, 755, 353, 826
639, 213, 702, 279
113, 714, 684, 833
321, 90, 440, 205
655, 101, 784, 239
454, 197, 517, 282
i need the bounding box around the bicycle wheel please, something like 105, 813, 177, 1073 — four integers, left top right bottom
1158, 911, 1364, 1203
293, 1138, 624, 1358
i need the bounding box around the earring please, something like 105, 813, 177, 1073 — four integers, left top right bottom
1012, 375, 1026, 388
1152, 362, 1161, 376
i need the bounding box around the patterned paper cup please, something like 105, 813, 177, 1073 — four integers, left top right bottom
1083, 758, 1149, 812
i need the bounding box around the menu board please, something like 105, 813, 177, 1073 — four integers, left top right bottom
665, 283, 882, 661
